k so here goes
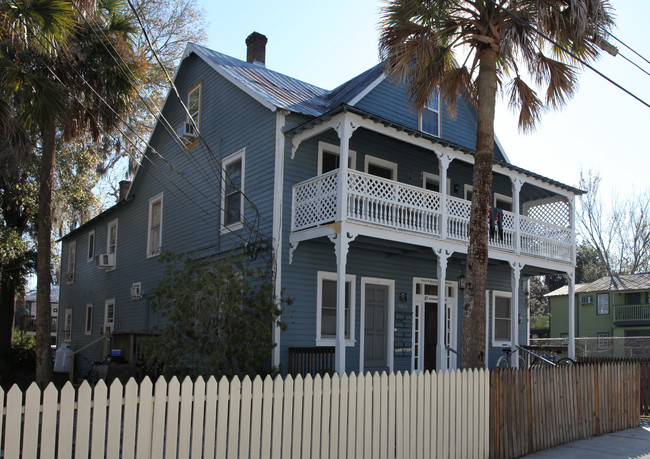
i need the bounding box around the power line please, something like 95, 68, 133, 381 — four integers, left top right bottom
488, 0, 650, 110
610, 34, 650, 68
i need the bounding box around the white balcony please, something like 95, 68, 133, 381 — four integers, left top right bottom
292, 170, 573, 264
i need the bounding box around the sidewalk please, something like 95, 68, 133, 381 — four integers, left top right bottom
522, 419, 650, 458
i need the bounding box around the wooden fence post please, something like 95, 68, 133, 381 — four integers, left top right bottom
594, 364, 600, 436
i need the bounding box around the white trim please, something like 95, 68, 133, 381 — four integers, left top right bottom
146, 192, 163, 258
104, 298, 115, 330
348, 74, 386, 106
492, 290, 512, 347
66, 241, 76, 284
418, 90, 441, 138
220, 148, 246, 233
184, 44, 277, 112
364, 155, 397, 180
63, 309, 72, 342
317, 141, 357, 175
316, 271, 356, 347
359, 277, 395, 373
464, 184, 473, 201
85, 303, 93, 335
271, 110, 287, 368
422, 172, 451, 194
187, 83, 202, 129
106, 219, 118, 272
87, 230, 95, 262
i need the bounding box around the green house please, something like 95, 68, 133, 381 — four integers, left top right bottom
548, 273, 650, 354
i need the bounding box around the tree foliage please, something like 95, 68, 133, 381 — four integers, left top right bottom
578, 170, 650, 276
379, 0, 613, 368
144, 252, 289, 380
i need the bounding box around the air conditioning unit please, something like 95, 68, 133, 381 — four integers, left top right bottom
177, 122, 197, 144
130, 282, 142, 300
95, 253, 115, 268
580, 295, 593, 305
100, 324, 113, 335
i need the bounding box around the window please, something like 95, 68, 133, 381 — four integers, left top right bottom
494, 193, 513, 212
316, 271, 356, 346
66, 241, 76, 283
63, 309, 72, 342
364, 155, 397, 180
221, 149, 245, 231
85, 304, 93, 335
625, 292, 641, 305
597, 293, 609, 315
464, 184, 473, 201
597, 332, 609, 350
107, 219, 118, 270
104, 299, 115, 332
419, 89, 440, 137
187, 81, 202, 128
422, 172, 451, 194
87, 230, 95, 262
317, 141, 356, 175
147, 193, 163, 257
492, 291, 512, 345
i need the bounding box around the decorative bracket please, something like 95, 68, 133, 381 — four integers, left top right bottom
335, 120, 359, 140
289, 242, 299, 264
436, 151, 453, 170
511, 177, 524, 193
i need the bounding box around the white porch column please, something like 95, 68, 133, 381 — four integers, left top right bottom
569, 195, 577, 266
511, 178, 523, 254
437, 153, 452, 240
510, 262, 522, 367
330, 230, 352, 374
434, 248, 450, 370
335, 116, 356, 221
567, 270, 576, 360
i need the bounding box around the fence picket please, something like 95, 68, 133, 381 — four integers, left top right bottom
355, 373, 365, 458
250, 376, 264, 459
177, 377, 193, 458
291, 375, 304, 459
227, 376, 242, 459
415, 371, 424, 459
136, 377, 154, 459
203, 376, 218, 459
22, 383, 40, 459
336, 373, 348, 459
281, 375, 294, 459
272, 375, 284, 459
216, 376, 230, 458
300, 375, 313, 459
320, 374, 331, 459
310, 375, 323, 459
364, 373, 373, 458
371, 373, 381, 459
57, 383, 75, 459
238, 376, 253, 459
75, 382, 92, 459
90, 381, 108, 459
41, 383, 58, 459
106, 380, 123, 459
330, 373, 340, 459
260, 376, 274, 457
347, 373, 359, 459
124, 378, 141, 459
5, 385, 23, 459
191, 377, 206, 459
164, 377, 180, 459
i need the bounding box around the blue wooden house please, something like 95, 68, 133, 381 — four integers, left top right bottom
58, 32, 581, 376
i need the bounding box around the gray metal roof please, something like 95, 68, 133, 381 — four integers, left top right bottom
25, 285, 59, 303
546, 273, 650, 296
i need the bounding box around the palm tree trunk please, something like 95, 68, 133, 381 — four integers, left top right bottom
461, 46, 498, 369
35, 123, 56, 387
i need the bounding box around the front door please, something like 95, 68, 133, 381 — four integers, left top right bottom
364, 283, 389, 372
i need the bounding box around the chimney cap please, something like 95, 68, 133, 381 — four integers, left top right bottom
245, 32, 267, 66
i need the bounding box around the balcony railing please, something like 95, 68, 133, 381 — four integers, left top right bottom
292, 171, 573, 263
614, 304, 650, 322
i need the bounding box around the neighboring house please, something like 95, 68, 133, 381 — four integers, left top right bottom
16, 285, 59, 347
58, 32, 582, 376
548, 273, 650, 342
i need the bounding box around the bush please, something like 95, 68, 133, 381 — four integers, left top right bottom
0, 330, 37, 389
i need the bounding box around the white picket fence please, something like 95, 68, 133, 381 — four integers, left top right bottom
0, 369, 489, 458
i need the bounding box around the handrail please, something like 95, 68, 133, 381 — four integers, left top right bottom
67, 334, 110, 382
445, 345, 460, 356
516, 344, 557, 367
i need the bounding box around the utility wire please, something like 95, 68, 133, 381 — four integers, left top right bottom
489, 0, 650, 109
610, 34, 650, 67
617, 52, 650, 79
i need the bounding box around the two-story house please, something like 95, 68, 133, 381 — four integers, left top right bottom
58, 32, 582, 376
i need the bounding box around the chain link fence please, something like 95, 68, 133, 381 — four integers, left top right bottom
531, 337, 650, 361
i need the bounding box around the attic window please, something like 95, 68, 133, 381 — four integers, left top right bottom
420, 89, 440, 137
187, 82, 202, 129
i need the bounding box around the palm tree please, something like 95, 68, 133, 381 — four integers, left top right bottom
1, 0, 141, 385
379, 0, 613, 368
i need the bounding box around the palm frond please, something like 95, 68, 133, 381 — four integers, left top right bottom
440, 66, 476, 115
508, 76, 543, 133
534, 52, 578, 109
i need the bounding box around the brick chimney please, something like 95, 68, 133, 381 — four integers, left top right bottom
246, 32, 267, 66
119, 180, 131, 201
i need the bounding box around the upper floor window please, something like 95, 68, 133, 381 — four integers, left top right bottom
316, 271, 355, 346
625, 292, 641, 305
420, 89, 440, 137
494, 193, 513, 212
66, 241, 76, 284
63, 309, 72, 342
364, 155, 397, 180
107, 219, 118, 270
597, 293, 609, 315
492, 291, 512, 346
87, 230, 95, 262
104, 299, 115, 333
221, 149, 245, 231
317, 141, 357, 175
188, 82, 202, 128
85, 304, 93, 335
422, 172, 451, 194
147, 193, 163, 257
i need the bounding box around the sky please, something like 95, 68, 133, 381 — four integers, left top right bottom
197, 0, 649, 200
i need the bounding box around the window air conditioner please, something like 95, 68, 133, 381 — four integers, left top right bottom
130, 282, 142, 299
95, 253, 115, 268
177, 122, 197, 144
580, 295, 593, 304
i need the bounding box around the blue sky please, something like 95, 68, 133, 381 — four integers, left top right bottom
198, 0, 649, 199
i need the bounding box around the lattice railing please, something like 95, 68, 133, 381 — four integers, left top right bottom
525, 199, 569, 227
347, 171, 441, 235
291, 171, 574, 264
292, 171, 338, 231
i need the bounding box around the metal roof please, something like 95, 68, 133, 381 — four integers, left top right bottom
546, 273, 650, 296
25, 285, 59, 303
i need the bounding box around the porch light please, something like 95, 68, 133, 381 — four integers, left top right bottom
457, 274, 466, 290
